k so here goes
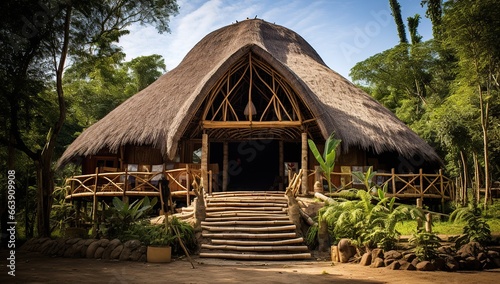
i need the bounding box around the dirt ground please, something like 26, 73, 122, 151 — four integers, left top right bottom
1, 250, 499, 284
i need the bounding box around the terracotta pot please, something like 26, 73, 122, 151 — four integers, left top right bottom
147, 246, 172, 263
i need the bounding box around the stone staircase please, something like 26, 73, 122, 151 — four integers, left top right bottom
199, 191, 311, 260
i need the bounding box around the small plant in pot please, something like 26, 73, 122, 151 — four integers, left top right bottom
144, 221, 176, 263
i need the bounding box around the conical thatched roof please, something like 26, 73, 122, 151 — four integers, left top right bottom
58, 19, 440, 167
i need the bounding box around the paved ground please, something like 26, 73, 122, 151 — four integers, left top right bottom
1, 250, 500, 284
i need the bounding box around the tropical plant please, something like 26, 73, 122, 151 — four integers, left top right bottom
352, 166, 377, 192
144, 216, 197, 256
409, 230, 441, 261
102, 196, 157, 240
308, 132, 341, 193
449, 201, 491, 248
318, 183, 423, 250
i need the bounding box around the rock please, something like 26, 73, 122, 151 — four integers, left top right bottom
384, 250, 402, 260
400, 261, 416, 270
102, 239, 122, 260
371, 248, 384, 261
96, 238, 109, 247
86, 241, 101, 258
411, 258, 419, 267
431, 257, 446, 271
119, 246, 132, 261
370, 257, 385, 268
66, 238, 81, 245
465, 256, 482, 271
124, 240, 141, 250
477, 252, 487, 261
94, 247, 105, 259
446, 259, 459, 272
458, 242, 484, 258
110, 245, 123, 259
130, 246, 147, 261
338, 239, 356, 263
387, 260, 401, 270
403, 253, 417, 263
416, 261, 435, 271
384, 258, 395, 266
359, 252, 372, 266
437, 246, 454, 255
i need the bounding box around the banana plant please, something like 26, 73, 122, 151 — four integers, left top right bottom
308, 132, 341, 193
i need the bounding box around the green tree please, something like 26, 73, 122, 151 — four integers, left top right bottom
442, 0, 500, 206
1, 0, 178, 237
389, 0, 408, 44
127, 54, 166, 92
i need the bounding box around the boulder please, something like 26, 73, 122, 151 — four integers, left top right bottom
102, 239, 122, 260
416, 261, 435, 271
458, 242, 484, 258
86, 241, 101, 258
110, 245, 123, 259
384, 250, 402, 260
359, 252, 372, 266
337, 239, 356, 263
94, 247, 105, 259
403, 253, 417, 263
387, 260, 401, 270
370, 257, 385, 268
371, 248, 384, 262
400, 260, 416, 270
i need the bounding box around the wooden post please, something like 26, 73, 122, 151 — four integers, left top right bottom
201, 133, 209, 192
223, 141, 228, 192
425, 213, 432, 233
391, 168, 396, 195
186, 165, 191, 206
301, 132, 308, 195
439, 169, 445, 213
416, 198, 423, 231
92, 167, 99, 236
419, 168, 424, 201
279, 140, 284, 191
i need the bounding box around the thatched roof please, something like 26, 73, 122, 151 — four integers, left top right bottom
58, 19, 441, 167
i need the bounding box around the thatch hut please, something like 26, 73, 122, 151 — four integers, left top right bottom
58, 19, 441, 195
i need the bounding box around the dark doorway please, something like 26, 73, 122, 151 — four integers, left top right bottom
210, 140, 279, 190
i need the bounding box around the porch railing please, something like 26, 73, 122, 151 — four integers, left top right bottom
307, 168, 454, 201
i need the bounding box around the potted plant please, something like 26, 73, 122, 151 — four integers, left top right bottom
145, 222, 176, 263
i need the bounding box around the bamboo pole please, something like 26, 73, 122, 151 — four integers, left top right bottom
201, 133, 208, 192
301, 132, 308, 195
223, 141, 228, 192
391, 168, 396, 195
211, 238, 304, 246
419, 168, 424, 201
279, 140, 284, 191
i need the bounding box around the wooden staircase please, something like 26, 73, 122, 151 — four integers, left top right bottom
199, 191, 311, 260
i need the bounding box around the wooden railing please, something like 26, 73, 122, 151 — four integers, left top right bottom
308, 168, 455, 201
65, 166, 213, 206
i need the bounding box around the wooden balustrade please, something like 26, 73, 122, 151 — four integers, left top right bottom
309, 168, 455, 201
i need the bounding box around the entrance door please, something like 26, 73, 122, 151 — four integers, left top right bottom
219, 140, 279, 190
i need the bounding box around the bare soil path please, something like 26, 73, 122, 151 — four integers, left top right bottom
1, 250, 499, 284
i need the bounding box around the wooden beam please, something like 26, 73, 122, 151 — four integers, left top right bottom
202, 121, 302, 128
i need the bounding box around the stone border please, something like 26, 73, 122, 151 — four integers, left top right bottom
21, 238, 147, 262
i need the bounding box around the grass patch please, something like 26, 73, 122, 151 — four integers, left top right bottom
396, 219, 500, 235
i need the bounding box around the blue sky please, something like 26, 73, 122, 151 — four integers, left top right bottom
120, 0, 432, 80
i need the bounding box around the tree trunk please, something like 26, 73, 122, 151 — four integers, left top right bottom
35, 6, 71, 237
